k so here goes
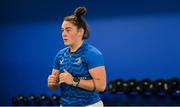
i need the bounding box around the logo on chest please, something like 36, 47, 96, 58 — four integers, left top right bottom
73, 57, 82, 65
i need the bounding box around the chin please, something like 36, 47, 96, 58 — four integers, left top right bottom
64, 42, 70, 46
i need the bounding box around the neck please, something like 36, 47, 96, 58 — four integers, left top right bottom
70, 40, 84, 53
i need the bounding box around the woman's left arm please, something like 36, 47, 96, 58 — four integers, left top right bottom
78, 66, 106, 92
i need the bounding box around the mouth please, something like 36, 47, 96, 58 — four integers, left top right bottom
63, 39, 68, 41
63, 39, 69, 44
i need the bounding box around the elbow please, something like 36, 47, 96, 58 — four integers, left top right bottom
97, 83, 106, 92
95, 79, 106, 92
99, 88, 106, 92
100, 84, 106, 92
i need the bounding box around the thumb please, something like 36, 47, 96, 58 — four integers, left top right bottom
64, 69, 69, 74
52, 70, 60, 76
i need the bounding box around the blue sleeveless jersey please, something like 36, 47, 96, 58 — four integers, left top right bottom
53, 42, 104, 106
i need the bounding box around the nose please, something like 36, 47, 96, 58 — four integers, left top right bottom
62, 31, 67, 38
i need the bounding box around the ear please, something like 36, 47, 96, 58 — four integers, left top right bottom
78, 28, 85, 38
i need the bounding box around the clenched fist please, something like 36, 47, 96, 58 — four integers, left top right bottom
59, 69, 73, 85
47, 70, 60, 90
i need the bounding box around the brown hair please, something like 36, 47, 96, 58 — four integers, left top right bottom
63, 7, 90, 40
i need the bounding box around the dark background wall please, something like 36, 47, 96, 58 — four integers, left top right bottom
0, 0, 180, 105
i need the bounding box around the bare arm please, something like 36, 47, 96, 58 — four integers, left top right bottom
59, 66, 106, 92
77, 66, 106, 92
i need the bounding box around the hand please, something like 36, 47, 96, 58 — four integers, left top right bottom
59, 69, 73, 85
48, 74, 59, 90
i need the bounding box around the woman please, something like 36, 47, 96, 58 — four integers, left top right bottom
47, 6, 106, 106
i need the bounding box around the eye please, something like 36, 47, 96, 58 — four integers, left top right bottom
66, 30, 71, 32
61, 29, 64, 32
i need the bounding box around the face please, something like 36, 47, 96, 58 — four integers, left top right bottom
61, 21, 83, 46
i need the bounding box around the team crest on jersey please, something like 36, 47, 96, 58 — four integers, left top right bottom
74, 57, 82, 65
59, 57, 64, 64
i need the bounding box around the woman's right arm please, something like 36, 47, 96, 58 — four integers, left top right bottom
47, 69, 60, 90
